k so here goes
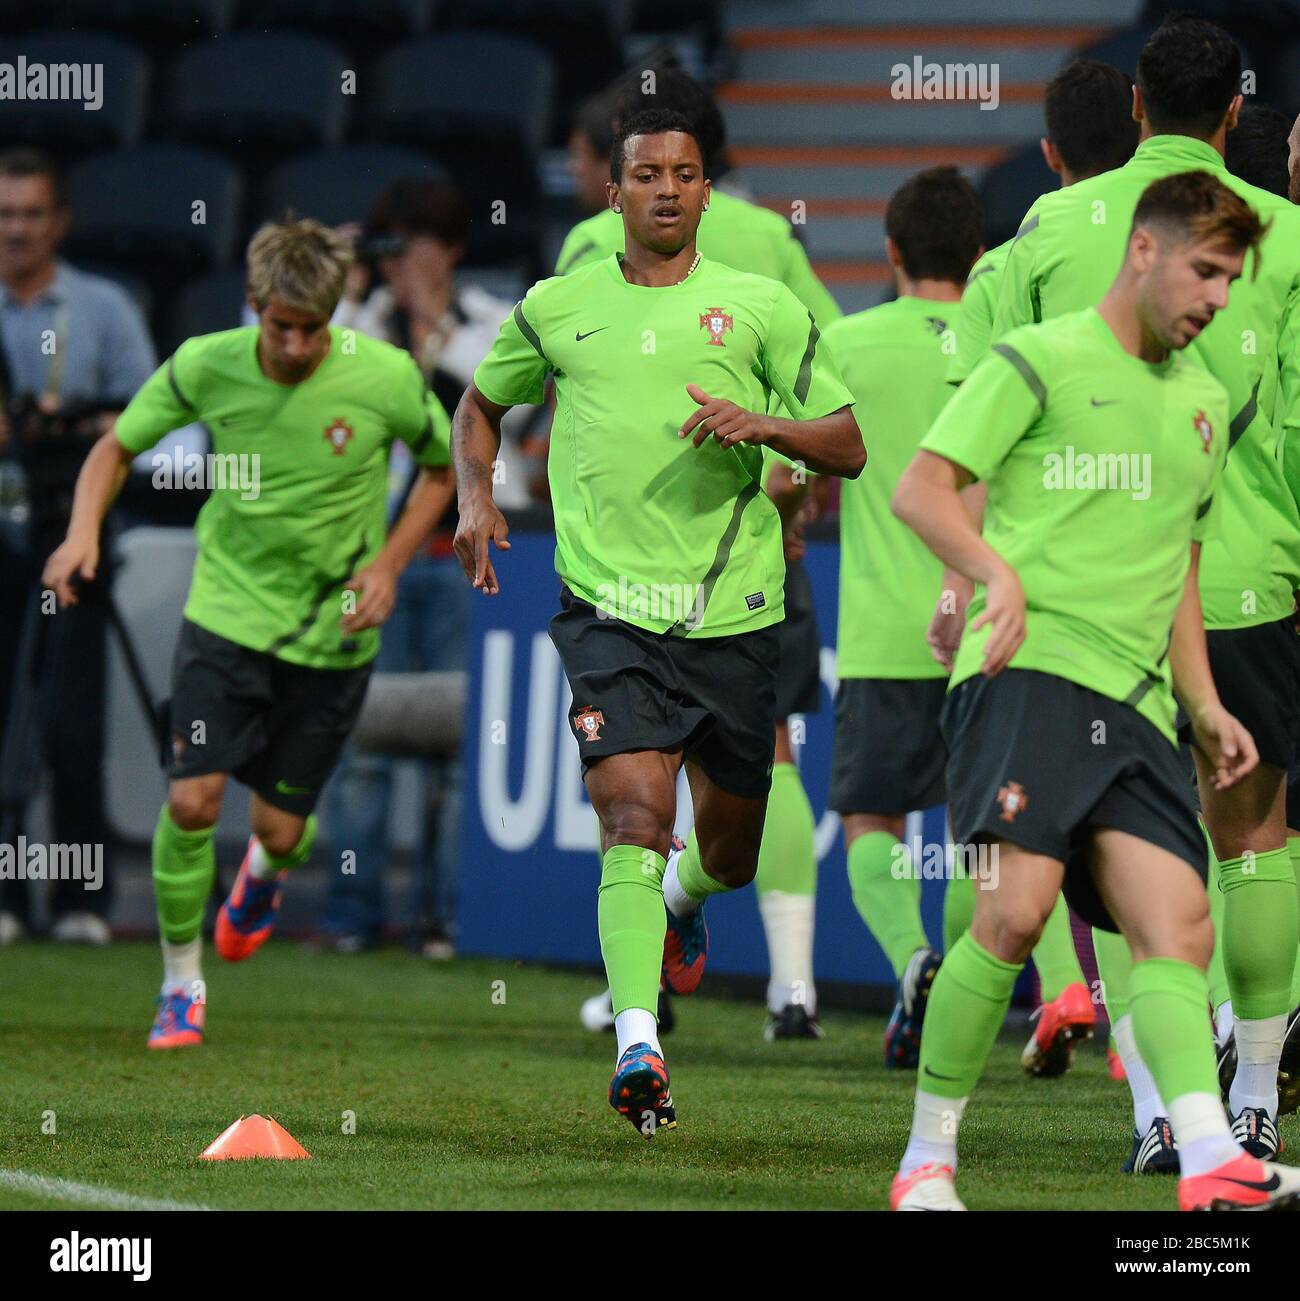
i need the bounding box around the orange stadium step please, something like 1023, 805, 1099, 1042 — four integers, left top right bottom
731, 25, 1110, 49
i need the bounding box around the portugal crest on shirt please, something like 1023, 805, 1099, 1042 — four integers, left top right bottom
1193, 409, 1213, 454
324, 418, 354, 455
699, 307, 734, 348
997, 780, 1028, 823
573, 706, 605, 741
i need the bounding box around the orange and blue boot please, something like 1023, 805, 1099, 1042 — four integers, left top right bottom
609, 1042, 677, 1137
1178, 1150, 1300, 1210
148, 985, 205, 1049
1021, 980, 1096, 1077
215, 837, 286, 962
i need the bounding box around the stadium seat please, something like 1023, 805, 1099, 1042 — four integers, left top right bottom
161, 267, 248, 357
66, 144, 244, 294
1273, 38, 1300, 118
364, 33, 555, 157
163, 33, 352, 159
977, 142, 1057, 250
0, 31, 150, 159
53, 0, 234, 53
234, 0, 433, 55
260, 144, 448, 231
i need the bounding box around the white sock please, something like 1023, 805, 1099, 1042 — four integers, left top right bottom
1113, 1013, 1167, 1131
900, 1089, 966, 1175
1229, 1013, 1287, 1116
661, 847, 699, 918
614, 1008, 662, 1060
161, 937, 202, 995
246, 837, 278, 881
758, 890, 816, 1015
1214, 1000, 1234, 1049
1168, 1091, 1240, 1176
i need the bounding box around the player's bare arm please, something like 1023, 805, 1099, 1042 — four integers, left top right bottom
892, 448, 1025, 675
927, 479, 987, 671
41, 426, 135, 606
452, 382, 512, 595
342, 465, 456, 633
1168, 541, 1258, 791
678, 383, 864, 478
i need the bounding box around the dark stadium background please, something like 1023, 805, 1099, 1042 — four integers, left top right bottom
3, 0, 1298, 1007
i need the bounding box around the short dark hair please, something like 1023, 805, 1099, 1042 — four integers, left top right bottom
614, 66, 726, 177
1224, 103, 1291, 198
365, 177, 469, 248
885, 166, 983, 284
1136, 15, 1241, 138
573, 85, 619, 158
1131, 170, 1269, 267
610, 109, 702, 185
1044, 59, 1138, 178
0, 146, 66, 207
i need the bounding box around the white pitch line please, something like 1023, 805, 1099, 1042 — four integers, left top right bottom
0, 1169, 211, 1211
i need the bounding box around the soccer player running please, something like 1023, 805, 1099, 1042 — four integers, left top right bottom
822, 166, 982, 1067
43, 220, 454, 1048
888, 172, 1300, 1213
945, 58, 1140, 1087
454, 108, 862, 1135
561, 67, 844, 1042
993, 16, 1300, 1163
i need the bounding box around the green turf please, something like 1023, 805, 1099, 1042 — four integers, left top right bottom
0, 940, 1255, 1210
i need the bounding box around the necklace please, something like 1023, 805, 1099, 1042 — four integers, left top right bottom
619, 251, 702, 285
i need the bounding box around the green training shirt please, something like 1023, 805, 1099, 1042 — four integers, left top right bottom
946, 238, 1012, 385
473, 254, 855, 637
826, 295, 959, 679
922, 308, 1229, 743
992, 133, 1300, 630
554, 190, 843, 326
115, 326, 452, 670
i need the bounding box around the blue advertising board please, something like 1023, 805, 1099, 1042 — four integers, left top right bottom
457, 527, 951, 989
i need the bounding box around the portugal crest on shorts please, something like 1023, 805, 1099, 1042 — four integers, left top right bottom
997, 780, 1028, 823
324, 417, 354, 455
573, 706, 605, 742
1193, 409, 1213, 454
699, 307, 734, 347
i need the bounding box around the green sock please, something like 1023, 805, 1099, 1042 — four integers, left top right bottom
1130, 957, 1219, 1101
676, 832, 732, 902
1031, 893, 1085, 1001
599, 844, 667, 1017
942, 870, 975, 953
1291, 837, 1300, 1007
263, 814, 318, 871
151, 804, 217, 944
847, 830, 928, 979
1219, 847, 1298, 1020
755, 763, 816, 896
1206, 830, 1231, 1012
1092, 926, 1133, 1022
916, 932, 1023, 1098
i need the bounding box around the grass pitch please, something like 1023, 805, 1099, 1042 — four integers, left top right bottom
0, 941, 1261, 1210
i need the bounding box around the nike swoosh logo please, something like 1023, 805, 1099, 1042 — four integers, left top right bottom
575, 328, 607, 341
275, 780, 313, 795
1218, 1173, 1282, 1193
1090, 398, 1118, 407
922, 1066, 960, 1081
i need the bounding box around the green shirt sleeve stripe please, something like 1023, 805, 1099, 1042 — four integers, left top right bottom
167, 354, 194, 411
967, 263, 997, 282
1011, 214, 1039, 245
991, 342, 1047, 407
556, 240, 597, 275
1228, 376, 1261, 449
513, 302, 546, 361
408, 413, 433, 455
793, 312, 820, 405
1196, 494, 1214, 521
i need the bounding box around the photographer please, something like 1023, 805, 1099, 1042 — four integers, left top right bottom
0, 147, 156, 945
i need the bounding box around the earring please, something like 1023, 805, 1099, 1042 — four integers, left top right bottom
613, 205, 622, 212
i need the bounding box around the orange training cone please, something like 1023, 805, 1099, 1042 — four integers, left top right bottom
198, 1114, 311, 1160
